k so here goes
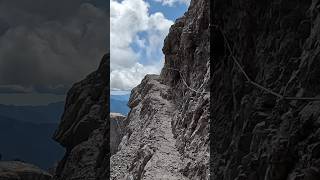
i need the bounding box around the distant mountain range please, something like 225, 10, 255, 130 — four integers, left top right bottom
0, 94, 130, 170
0, 94, 131, 123
0, 102, 64, 124
110, 94, 130, 115
0, 102, 65, 169
0, 115, 64, 169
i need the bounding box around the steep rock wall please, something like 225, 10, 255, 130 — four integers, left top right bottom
160, 0, 210, 178
211, 0, 320, 179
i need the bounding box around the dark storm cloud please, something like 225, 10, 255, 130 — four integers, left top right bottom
0, 0, 109, 94
0, 0, 82, 19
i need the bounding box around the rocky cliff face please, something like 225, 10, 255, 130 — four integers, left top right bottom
52, 54, 109, 180
0, 161, 52, 180
211, 0, 320, 179
111, 0, 210, 179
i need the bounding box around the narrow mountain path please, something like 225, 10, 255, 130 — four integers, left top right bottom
142, 97, 188, 180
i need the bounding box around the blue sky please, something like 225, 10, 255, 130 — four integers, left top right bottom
147, 0, 188, 20
133, 0, 188, 65
110, 0, 189, 95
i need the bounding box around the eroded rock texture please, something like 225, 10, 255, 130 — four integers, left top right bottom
0, 161, 52, 180
111, 0, 210, 179
211, 0, 320, 179
53, 54, 109, 180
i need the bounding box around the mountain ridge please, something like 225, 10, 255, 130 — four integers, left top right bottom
111, 0, 210, 178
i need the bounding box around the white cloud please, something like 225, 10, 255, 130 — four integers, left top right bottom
110, 0, 173, 90
110, 62, 162, 91
154, 0, 191, 7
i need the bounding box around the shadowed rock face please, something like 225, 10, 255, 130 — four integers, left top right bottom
0, 161, 52, 180
53, 54, 108, 149
211, 0, 320, 179
52, 54, 109, 180
111, 0, 210, 179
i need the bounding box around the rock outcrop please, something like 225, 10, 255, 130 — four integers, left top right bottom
52, 54, 109, 180
211, 0, 320, 179
110, 113, 126, 155
0, 161, 52, 180
111, 0, 210, 179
